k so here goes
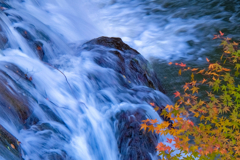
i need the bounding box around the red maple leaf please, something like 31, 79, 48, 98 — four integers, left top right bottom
150, 102, 155, 106
219, 31, 224, 36
179, 62, 186, 67
156, 142, 166, 151
174, 91, 180, 98
167, 138, 173, 143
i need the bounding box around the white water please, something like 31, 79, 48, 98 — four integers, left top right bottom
0, 0, 175, 160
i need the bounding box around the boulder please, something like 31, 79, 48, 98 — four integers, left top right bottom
80, 37, 170, 160
81, 36, 165, 93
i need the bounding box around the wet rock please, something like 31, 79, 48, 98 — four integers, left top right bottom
15, 27, 45, 60
0, 125, 22, 160
115, 110, 157, 160
80, 37, 167, 160
81, 36, 165, 93
0, 63, 36, 158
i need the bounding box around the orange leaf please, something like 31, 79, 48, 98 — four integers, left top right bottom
140, 123, 148, 131
219, 31, 224, 36
166, 104, 173, 111
213, 35, 218, 39
233, 41, 238, 46
142, 119, 150, 123
202, 78, 207, 84
150, 119, 158, 124
165, 146, 171, 153
167, 138, 173, 144
10, 144, 15, 149
156, 142, 166, 151
191, 68, 198, 72
224, 50, 231, 54
148, 125, 155, 133
206, 58, 210, 62
179, 62, 186, 67
168, 62, 172, 65
187, 120, 194, 126
222, 68, 230, 71
197, 69, 205, 74
174, 91, 180, 98
150, 102, 155, 106
178, 69, 181, 75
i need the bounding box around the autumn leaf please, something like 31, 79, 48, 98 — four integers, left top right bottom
156, 142, 166, 151
223, 106, 230, 113
206, 58, 210, 62
202, 78, 207, 84
150, 102, 155, 106
233, 41, 238, 46
148, 125, 155, 133
197, 69, 205, 74
154, 106, 159, 111
219, 31, 224, 36
167, 138, 173, 144
191, 68, 198, 72
194, 112, 199, 118
10, 144, 15, 149
187, 120, 194, 126
174, 91, 180, 98
191, 86, 199, 94
183, 83, 189, 91
178, 69, 181, 75
222, 68, 230, 71
165, 146, 172, 153
213, 35, 219, 39
179, 62, 186, 67
191, 73, 194, 81
142, 119, 150, 123
140, 123, 148, 131
142, 36, 240, 159
168, 62, 172, 65
166, 104, 173, 111
150, 119, 158, 124
224, 50, 231, 54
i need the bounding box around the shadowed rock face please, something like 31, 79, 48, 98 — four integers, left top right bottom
115, 110, 158, 160
81, 36, 166, 94
80, 36, 169, 160
0, 63, 69, 159
0, 125, 22, 160
0, 63, 35, 159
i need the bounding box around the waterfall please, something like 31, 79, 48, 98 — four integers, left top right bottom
0, 1, 175, 159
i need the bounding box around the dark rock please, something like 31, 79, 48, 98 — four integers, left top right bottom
80, 36, 165, 93
15, 27, 45, 60
0, 125, 23, 160
115, 110, 157, 160
80, 37, 167, 160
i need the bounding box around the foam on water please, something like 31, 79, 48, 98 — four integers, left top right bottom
84, 0, 240, 60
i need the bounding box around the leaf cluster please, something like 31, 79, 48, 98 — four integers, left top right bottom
141, 31, 240, 160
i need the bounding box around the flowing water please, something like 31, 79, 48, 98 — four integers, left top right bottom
0, 0, 239, 160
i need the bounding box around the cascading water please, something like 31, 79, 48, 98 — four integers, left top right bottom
0, 0, 176, 160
